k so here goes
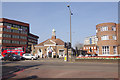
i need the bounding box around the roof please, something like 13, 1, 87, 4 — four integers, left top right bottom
0, 18, 29, 27
29, 33, 39, 38
36, 38, 64, 46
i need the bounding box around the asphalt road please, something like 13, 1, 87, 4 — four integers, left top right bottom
1, 58, 119, 80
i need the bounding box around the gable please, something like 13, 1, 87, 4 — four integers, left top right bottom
44, 40, 56, 45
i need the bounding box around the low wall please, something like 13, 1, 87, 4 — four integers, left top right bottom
75, 59, 120, 63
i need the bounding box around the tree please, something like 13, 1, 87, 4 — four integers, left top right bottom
74, 42, 83, 50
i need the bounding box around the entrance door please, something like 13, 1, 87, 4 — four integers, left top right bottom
48, 52, 52, 57
47, 46, 53, 58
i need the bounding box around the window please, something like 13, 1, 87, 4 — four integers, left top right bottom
3, 28, 11, 32
101, 26, 108, 31
94, 50, 96, 52
89, 47, 90, 49
12, 35, 19, 39
20, 36, 27, 39
12, 41, 19, 44
91, 47, 93, 49
20, 41, 27, 45
3, 40, 11, 43
13, 24, 20, 28
0, 34, 2, 37
96, 29, 98, 33
102, 46, 109, 54
101, 35, 109, 40
0, 40, 2, 43
94, 47, 96, 49
113, 36, 116, 40
86, 47, 88, 49
0, 28, 2, 31
12, 29, 19, 33
84, 47, 85, 50
112, 26, 116, 31
59, 50, 64, 56
113, 46, 117, 54
4, 22, 12, 27
3, 34, 11, 38
0, 23, 3, 26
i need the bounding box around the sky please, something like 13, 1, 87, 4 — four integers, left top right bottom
1, 2, 118, 47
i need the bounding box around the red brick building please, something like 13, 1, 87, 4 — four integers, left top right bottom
83, 36, 97, 55
28, 33, 39, 52
0, 18, 39, 53
96, 22, 120, 56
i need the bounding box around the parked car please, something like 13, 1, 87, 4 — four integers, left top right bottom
4, 54, 21, 61
23, 53, 38, 60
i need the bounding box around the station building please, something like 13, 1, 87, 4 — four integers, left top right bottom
0, 18, 39, 53
96, 23, 120, 56
34, 29, 67, 58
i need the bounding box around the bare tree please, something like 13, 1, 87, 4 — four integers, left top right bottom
74, 42, 83, 50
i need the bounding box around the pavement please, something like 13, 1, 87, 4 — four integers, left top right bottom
1, 58, 120, 80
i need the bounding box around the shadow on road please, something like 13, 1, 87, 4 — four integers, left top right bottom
2, 64, 42, 80
17, 75, 38, 80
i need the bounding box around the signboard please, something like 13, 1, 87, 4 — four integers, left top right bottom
6, 26, 27, 32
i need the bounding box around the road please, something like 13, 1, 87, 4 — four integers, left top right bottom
1, 58, 119, 80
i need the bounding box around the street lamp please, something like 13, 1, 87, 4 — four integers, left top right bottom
67, 5, 73, 44
67, 5, 73, 61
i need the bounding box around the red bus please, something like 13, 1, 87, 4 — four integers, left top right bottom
1, 47, 26, 57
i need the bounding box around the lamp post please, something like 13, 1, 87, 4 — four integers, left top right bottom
67, 5, 73, 61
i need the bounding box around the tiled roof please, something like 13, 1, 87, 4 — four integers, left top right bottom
53, 38, 64, 45
36, 38, 64, 46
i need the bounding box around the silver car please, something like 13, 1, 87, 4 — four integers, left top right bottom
23, 53, 38, 60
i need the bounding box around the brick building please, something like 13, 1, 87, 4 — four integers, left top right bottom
83, 35, 97, 54
34, 29, 67, 58
0, 18, 39, 53
28, 33, 39, 52
96, 22, 120, 56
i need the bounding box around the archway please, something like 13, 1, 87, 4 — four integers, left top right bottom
47, 46, 53, 58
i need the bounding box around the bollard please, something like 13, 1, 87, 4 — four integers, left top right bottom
64, 56, 67, 61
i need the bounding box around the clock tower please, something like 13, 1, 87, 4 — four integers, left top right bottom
51, 29, 56, 40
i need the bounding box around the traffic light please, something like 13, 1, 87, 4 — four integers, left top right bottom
64, 42, 71, 49
68, 42, 71, 49
64, 42, 67, 48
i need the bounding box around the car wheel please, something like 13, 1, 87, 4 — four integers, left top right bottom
31, 57, 34, 60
